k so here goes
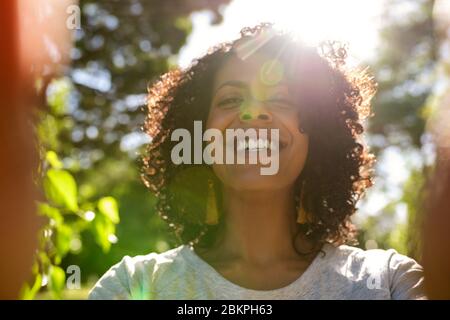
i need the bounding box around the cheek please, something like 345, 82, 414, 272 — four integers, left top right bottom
207, 108, 234, 184
286, 133, 308, 171
276, 108, 302, 128
292, 134, 309, 164
283, 117, 309, 178
206, 107, 236, 131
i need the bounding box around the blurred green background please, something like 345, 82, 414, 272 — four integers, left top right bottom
29, 0, 449, 299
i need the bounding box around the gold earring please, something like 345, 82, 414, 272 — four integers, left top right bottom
205, 179, 219, 225
297, 183, 308, 224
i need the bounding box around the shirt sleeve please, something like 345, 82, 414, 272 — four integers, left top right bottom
387, 250, 427, 300
88, 254, 158, 300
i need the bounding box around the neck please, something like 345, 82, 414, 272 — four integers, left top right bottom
214, 185, 301, 265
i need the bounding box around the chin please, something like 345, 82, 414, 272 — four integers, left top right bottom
213, 163, 293, 192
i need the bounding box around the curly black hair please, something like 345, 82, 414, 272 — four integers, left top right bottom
141, 23, 376, 250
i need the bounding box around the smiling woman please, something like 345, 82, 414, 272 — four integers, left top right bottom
88, 23, 426, 300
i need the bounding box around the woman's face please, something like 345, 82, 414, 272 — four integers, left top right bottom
206, 50, 309, 192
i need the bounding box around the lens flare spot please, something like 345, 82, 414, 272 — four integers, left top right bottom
260, 59, 284, 86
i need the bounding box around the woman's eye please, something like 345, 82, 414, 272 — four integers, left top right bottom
217, 97, 244, 108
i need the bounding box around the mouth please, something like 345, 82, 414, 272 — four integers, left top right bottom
236, 137, 279, 152
226, 129, 288, 153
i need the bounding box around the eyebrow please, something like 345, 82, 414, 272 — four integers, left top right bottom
213, 80, 290, 96
213, 80, 247, 96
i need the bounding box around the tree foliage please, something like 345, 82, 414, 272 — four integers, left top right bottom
25, 0, 231, 298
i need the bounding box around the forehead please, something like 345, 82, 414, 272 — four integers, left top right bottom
213, 52, 289, 91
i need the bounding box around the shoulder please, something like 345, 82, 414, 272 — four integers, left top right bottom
88, 245, 191, 300
321, 243, 426, 299
325, 243, 405, 267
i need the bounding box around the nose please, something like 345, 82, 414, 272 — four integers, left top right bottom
239, 102, 272, 123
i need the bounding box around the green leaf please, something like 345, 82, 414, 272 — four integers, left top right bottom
174, 16, 192, 33
56, 224, 73, 257
20, 274, 42, 300
37, 113, 60, 151
93, 214, 115, 252
37, 202, 63, 226
46, 151, 63, 169
43, 169, 79, 212
38, 251, 50, 267
98, 197, 120, 224
79, 183, 96, 200
47, 77, 72, 116
20, 283, 32, 300
48, 266, 66, 299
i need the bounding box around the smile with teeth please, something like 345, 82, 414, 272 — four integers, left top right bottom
236, 138, 278, 152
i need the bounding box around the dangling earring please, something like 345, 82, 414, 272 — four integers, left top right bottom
297, 181, 308, 224
205, 179, 219, 225
299, 121, 306, 134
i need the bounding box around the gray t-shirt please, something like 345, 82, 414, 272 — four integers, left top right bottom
88, 243, 426, 300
